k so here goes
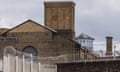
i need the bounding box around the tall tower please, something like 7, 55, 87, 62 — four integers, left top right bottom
44, 1, 75, 39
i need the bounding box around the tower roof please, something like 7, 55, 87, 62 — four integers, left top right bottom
76, 33, 94, 40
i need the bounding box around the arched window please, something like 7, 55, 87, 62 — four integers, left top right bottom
22, 46, 38, 56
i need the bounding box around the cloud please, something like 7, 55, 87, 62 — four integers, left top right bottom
93, 41, 106, 51
75, 0, 120, 42
0, 0, 44, 28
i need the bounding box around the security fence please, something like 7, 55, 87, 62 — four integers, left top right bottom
3, 46, 120, 72
3, 46, 57, 72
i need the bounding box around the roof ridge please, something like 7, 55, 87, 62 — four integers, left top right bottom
76, 33, 94, 40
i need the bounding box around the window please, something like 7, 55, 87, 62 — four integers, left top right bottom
23, 46, 38, 56
83, 40, 85, 44
22, 46, 38, 61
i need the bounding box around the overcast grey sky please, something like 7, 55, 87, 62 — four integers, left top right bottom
0, 0, 120, 50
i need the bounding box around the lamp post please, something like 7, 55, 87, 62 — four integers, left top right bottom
114, 45, 116, 59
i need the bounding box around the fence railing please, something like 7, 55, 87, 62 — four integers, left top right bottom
91, 50, 120, 57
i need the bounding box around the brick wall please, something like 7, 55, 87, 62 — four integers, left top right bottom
1, 31, 80, 60
45, 2, 75, 39
57, 60, 120, 72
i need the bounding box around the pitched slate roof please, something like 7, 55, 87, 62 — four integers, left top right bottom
0, 28, 9, 34
4, 19, 57, 33
76, 33, 94, 40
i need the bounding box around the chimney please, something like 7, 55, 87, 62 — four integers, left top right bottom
106, 36, 113, 55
